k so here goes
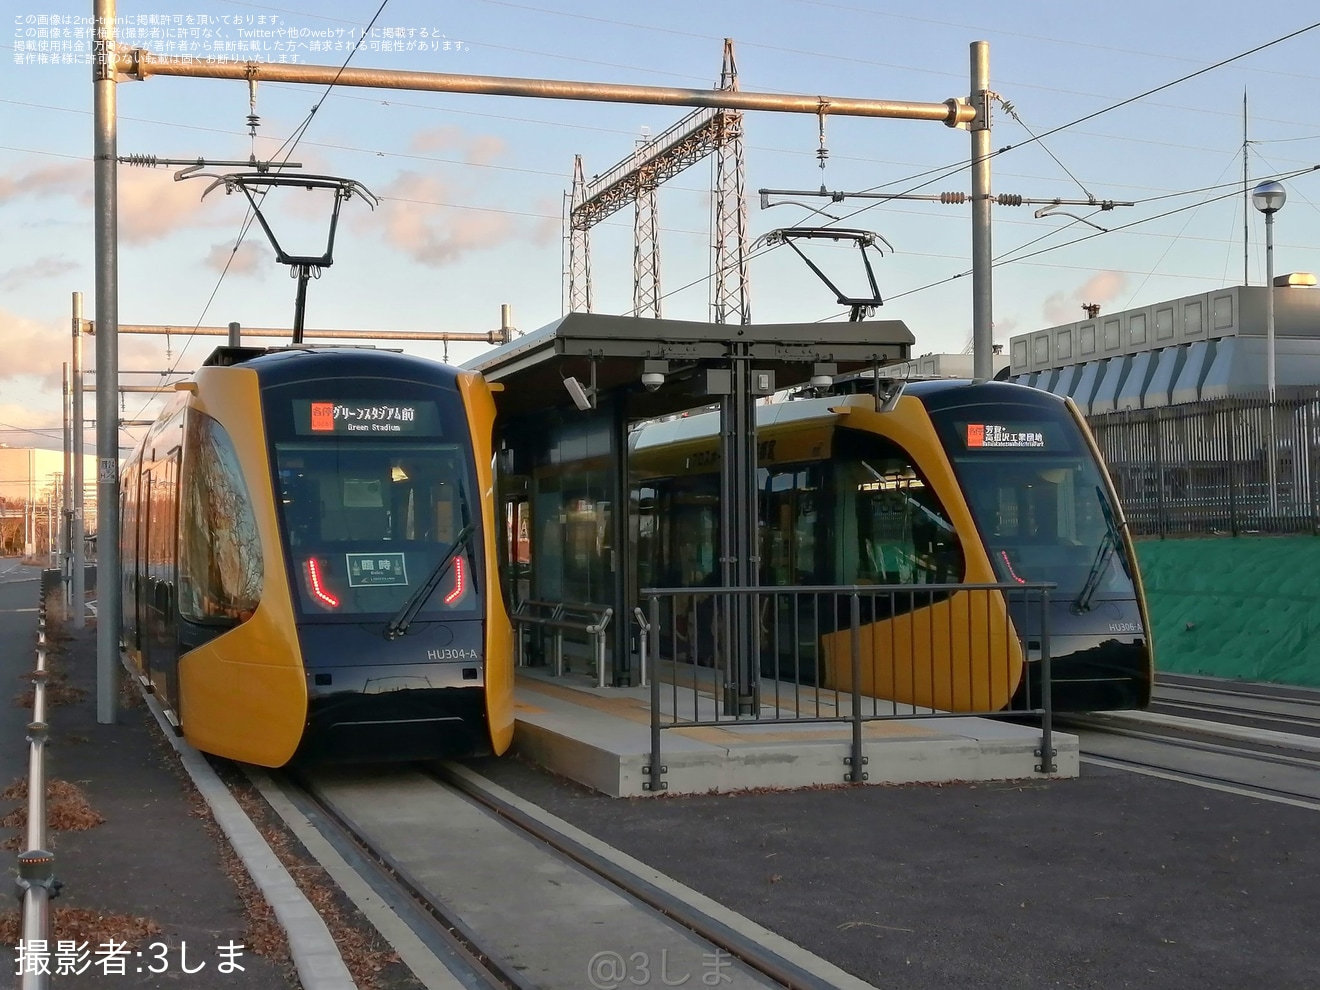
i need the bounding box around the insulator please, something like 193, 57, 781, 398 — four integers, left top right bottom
246, 113, 260, 133
939, 191, 967, 205
996, 193, 1024, 207
124, 154, 159, 168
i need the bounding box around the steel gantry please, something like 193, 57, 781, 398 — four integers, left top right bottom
566, 40, 752, 323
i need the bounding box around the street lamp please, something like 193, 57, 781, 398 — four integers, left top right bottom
1252, 179, 1287, 515
1252, 180, 1287, 400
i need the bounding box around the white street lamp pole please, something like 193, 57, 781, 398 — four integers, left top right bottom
1252, 180, 1287, 516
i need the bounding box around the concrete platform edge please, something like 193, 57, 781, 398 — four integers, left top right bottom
514, 715, 1078, 797
1097, 709, 1320, 753
446, 763, 881, 990
124, 657, 357, 990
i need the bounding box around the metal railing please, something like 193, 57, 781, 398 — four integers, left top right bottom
511, 599, 614, 688
1090, 391, 1320, 537
16, 605, 59, 990
642, 582, 1055, 791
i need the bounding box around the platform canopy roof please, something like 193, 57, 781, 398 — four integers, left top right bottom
461, 312, 915, 418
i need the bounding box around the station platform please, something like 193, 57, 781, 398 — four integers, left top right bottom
510, 667, 1079, 797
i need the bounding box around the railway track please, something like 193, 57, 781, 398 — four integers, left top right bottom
1148, 676, 1320, 737
1062, 692, 1320, 811
254, 762, 855, 990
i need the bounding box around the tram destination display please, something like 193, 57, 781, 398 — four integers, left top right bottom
964, 423, 1048, 449
292, 399, 443, 436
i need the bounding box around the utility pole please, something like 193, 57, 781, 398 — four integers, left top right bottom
62, 361, 71, 610
71, 293, 85, 631
970, 41, 994, 381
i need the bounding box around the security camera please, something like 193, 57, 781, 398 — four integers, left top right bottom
641, 371, 665, 392
809, 374, 834, 389
563, 376, 594, 411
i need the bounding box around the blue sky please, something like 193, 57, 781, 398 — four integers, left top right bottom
3, 0, 1319, 450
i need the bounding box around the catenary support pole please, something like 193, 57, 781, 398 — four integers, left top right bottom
93, 0, 119, 721
71, 293, 85, 631
970, 41, 994, 380
62, 361, 71, 610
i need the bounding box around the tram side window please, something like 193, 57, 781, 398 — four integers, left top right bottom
179, 411, 263, 624
835, 431, 963, 585
760, 466, 823, 586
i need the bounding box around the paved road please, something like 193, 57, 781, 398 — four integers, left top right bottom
470, 752, 1320, 990
0, 558, 42, 793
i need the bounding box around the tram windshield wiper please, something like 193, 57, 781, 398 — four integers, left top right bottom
1072, 486, 1121, 614
383, 521, 475, 640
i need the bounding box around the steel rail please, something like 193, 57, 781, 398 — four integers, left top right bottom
282, 769, 533, 990
1070, 716, 1320, 807
433, 764, 841, 990
1149, 700, 1320, 735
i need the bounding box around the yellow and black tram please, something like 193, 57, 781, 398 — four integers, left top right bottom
120, 345, 514, 766
629, 379, 1153, 712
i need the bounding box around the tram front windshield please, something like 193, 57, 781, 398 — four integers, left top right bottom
267, 396, 480, 619
929, 401, 1132, 601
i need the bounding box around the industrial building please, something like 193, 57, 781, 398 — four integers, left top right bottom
1005, 277, 1320, 412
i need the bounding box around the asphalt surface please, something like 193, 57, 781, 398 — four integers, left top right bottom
467, 752, 1320, 990
0, 561, 298, 989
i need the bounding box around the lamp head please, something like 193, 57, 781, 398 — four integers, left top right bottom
1252, 180, 1287, 215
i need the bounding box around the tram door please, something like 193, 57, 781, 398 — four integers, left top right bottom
135, 467, 153, 680
500, 487, 531, 610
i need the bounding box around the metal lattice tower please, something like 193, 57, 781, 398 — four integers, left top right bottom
565, 39, 751, 320
711, 40, 751, 324
632, 148, 662, 317
567, 155, 592, 313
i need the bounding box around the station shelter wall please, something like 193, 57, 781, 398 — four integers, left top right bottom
1135, 535, 1320, 688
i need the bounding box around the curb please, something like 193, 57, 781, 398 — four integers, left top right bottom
124, 657, 358, 990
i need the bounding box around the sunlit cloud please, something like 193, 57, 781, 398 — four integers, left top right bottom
118, 169, 244, 245
0, 163, 87, 207
0, 256, 80, 291
374, 172, 517, 266
203, 240, 269, 277
0, 307, 173, 391
1042, 271, 1128, 326
409, 127, 508, 166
